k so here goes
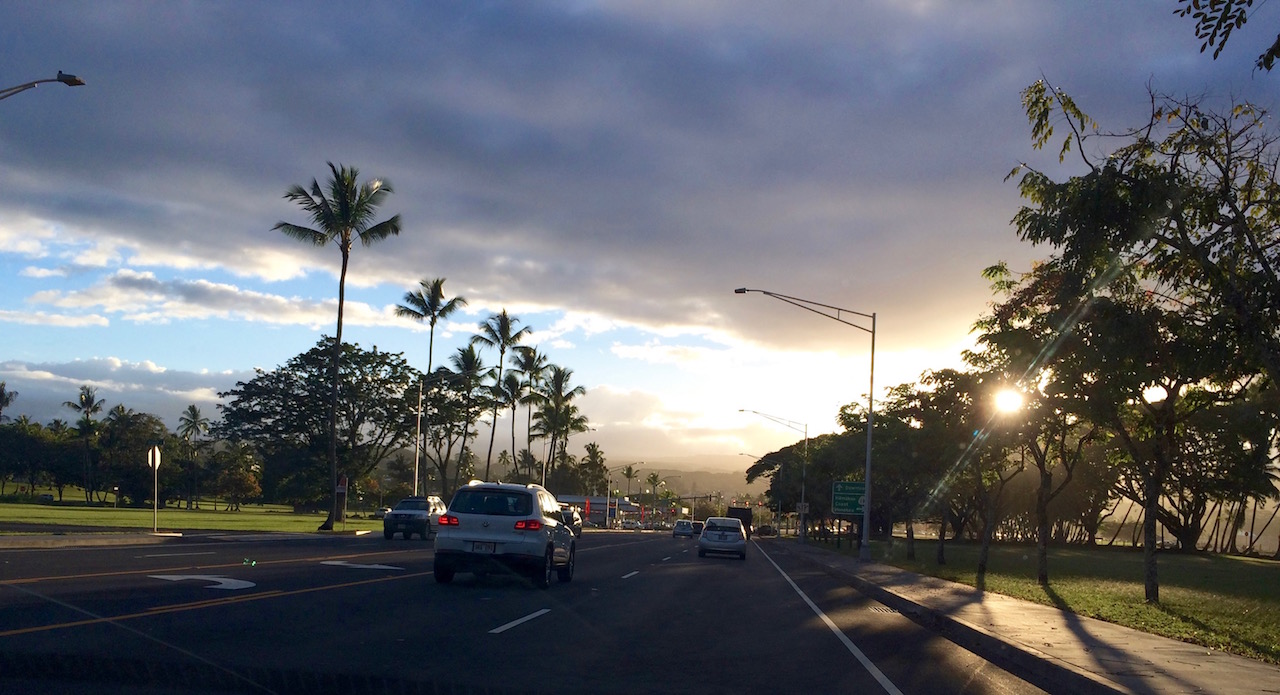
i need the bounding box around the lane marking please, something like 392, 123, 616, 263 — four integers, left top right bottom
622, 571, 639, 579
0, 570, 433, 639
489, 608, 551, 634
138, 551, 217, 558
149, 575, 256, 590
756, 543, 904, 695
661, 556, 672, 562
320, 560, 404, 570
2, 548, 420, 586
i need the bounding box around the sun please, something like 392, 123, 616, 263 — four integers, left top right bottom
994, 389, 1024, 414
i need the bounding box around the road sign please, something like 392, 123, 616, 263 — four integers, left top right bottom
147, 446, 161, 470
832, 481, 865, 515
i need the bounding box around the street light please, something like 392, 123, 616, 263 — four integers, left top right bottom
0, 71, 86, 101
604, 462, 641, 529
740, 409, 809, 541
736, 287, 876, 561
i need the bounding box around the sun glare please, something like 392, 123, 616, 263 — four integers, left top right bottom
994, 389, 1023, 413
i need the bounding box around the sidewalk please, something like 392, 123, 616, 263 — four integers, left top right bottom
776, 540, 1280, 695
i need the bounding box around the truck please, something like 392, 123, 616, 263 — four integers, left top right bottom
726, 506, 754, 540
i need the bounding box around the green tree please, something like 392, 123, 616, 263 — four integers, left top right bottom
471, 310, 532, 479
395, 277, 467, 494
63, 385, 104, 503
0, 381, 17, 423
217, 338, 416, 508
446, 344, 491, 491
1174, 0, 1280, 71
511, 346, 549, 460
177, 404, 211, 509
274, 162, 402, 528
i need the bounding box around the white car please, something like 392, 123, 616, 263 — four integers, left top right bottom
698, 516, 747, 560
433, 481, 576, 589
382, 495, 446, 540
620, 519, 643, 530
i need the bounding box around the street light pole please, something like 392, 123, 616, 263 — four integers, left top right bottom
740, 410, 808, 541
0, 71, 86, 101
736, 287, 876, 561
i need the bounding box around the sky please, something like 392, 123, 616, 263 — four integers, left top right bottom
1, 1, 1274, 480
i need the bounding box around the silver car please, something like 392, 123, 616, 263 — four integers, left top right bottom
433, 481, 576, 589
697, 516, 747, 560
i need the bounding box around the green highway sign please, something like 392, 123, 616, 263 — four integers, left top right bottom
832, 481, 865, 515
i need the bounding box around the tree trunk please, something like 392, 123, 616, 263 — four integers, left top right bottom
1142, 469, 1160, 603
1036, 468, 1051, 586
935, 507, 947, 566
906, 519, 916, 560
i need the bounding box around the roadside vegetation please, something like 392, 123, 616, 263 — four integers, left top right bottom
0, 495, 382, 534
811, 537, 1280, 665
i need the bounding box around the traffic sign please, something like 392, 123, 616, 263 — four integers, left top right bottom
832, 481, 865, 515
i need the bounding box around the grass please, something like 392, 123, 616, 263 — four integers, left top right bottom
0, 498, 384, 534
812, 536, 1280, 665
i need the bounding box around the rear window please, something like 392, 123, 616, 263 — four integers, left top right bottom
395, 499, 429, 511
450, 489, 533, 516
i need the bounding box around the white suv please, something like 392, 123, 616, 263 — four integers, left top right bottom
382, 495, 446, 540
433, 482, 576, 589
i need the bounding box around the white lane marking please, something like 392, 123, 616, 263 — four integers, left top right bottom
137, 551, 216, 558
149, 575, 256, 591
320, 560, 404, 570
661, 556, 672, 562
490, 608, 550, 634
756, 544, 904, 695
622, 571, 639, 579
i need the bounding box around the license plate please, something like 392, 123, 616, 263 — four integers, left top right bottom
471, 542, 495, 553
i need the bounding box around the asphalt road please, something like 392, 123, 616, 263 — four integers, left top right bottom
0, 530, 1047, 695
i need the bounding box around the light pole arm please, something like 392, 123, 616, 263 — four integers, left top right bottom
0, 72, 86, 101
735, 288, 873, 334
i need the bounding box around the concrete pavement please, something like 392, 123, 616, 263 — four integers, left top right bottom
771, 539, 1280, 695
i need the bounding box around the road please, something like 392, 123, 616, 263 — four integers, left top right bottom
0, 530, 1047, 694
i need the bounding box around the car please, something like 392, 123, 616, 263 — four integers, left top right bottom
559, 504, 583, 538
672, 519, 695, 538
698, 516, 747, 560
691, 520, 705, 536
756, 524, 777, 537
620, 519, 643, 530
433, 481, 576, 589
382, 495, 446, 540
372, 506, 391, 519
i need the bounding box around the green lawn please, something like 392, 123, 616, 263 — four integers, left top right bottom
813, 536, 1280, 665
0, 499, 384, 534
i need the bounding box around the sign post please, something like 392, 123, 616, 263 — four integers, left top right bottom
148, 445, 162, 533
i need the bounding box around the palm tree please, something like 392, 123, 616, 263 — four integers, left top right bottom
621, 464, 639, 497
396, 277, 467, 494
534, 365, 588, 484
63, 385, 104, 503
471, 310, 532, 479
497, 371, 524, 475
448, 344, 491, 488
511, 346, 549, 460
0, 381, 18, 423
178, 404, 210, 509
274, 162, 402, 530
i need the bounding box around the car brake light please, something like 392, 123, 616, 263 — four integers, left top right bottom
438, 515, 459, 526
514, 519, 543, 531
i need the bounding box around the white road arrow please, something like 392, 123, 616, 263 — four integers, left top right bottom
149, 575, 256, 590
320, 560, 404, 571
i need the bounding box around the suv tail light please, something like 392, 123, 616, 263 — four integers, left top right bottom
438, 514, 460, 526
514, 519, 543, 531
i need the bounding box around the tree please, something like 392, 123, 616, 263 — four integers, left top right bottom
63, 385, 104, 503
471, 310, 532, 479
620, 465, 638, 497
217, 338, 416, 509
177, 404, 211, 509
395, 277, 467, 493
511, 346, 549, 462
1174, 0, 1280, 71
446, 344, 491, 490
274, 162, 402, 529
1008, 81, 1261, 600
0, 381, 17, 423
533, 365, 588, 482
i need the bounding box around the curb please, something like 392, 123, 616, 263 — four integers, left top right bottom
783, 543, 1130, 695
